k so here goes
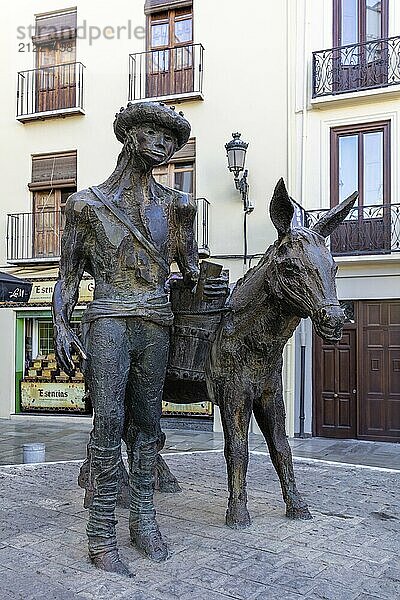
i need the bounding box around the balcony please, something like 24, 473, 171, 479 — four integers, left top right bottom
7, 198, 210, 263
17, 62, 85, 122
307, 203, 400, 257
312, 36, 400, 99
129, 44, 204, 103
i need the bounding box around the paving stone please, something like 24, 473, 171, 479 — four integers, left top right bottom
0, 452, 399, 599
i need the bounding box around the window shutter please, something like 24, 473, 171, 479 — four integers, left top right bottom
144, 0, 192, 15
29, 151, 77, 190
34, 9, 77, 43
172, 138, 195, 162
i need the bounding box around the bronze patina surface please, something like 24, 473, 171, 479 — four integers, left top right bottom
112, 179, 357, 534
53, 102, 202, 576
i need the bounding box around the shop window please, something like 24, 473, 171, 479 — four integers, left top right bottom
29, 151, 77, 258
36, 319, 81, 360
22, 317, 88, 414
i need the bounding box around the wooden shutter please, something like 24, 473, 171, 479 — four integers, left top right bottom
144, 0, 192, 15
34, 9, 77, 43
172, 138, 195, 161
29, 151, 77, 190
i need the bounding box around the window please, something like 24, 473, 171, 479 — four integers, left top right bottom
34, 9, 78, 112
145, 2, 194, 97
332, 1, 389, 91
334, 0, 388, 46
330, 121, 391, 254
37, 320, 80, 357
153, 138, 195, 194
29, 151, 77, 258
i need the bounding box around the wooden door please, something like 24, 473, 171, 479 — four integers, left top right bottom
36, 40, 76, 112
147, 8, 193, 98
33, 190, 60, 257
314, 327, 357, 438
359, 301, 400, 441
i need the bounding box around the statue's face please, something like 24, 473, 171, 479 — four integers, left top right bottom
130, 123, 178, 167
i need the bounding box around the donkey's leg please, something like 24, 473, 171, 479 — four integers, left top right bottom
218, 381, 253, 528
253, 377, 312, 520
155, 432, 181, 493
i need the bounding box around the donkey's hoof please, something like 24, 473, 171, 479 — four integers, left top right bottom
156, 477, 182, 493
286, 505, 312, 520
226, 506, 251, 529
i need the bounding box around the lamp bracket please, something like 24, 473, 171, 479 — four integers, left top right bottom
234, 169, 254, 214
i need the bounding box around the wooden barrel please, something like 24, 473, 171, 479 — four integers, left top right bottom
163, 262, 227, 404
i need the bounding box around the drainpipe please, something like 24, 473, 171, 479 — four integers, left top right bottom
299, 0, 309, 439
299, 320, 306, 438
301, 0, 309, 207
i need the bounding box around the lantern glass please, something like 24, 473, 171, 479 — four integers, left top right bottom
225, 133, 248, 175
229, 148, 246, 172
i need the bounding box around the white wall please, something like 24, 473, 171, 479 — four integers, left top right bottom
0, 1, 297, 425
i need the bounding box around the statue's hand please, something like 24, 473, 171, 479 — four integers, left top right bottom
203, 276, 230, 300
183, 269, 199, 291
54, 323, 87, 376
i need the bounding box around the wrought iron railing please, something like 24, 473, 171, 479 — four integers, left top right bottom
129, 44, 204, 101
307, 203, 400, 255
17, 62, 85, 119
7, 211, 64, 262
7, 199, 210, 262
312, 36, 400, 97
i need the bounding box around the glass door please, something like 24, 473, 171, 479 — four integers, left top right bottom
333, 0, 388, 92
331, 122, 390, 254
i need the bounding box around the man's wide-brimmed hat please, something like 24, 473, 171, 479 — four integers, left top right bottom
113, 101, 191, 151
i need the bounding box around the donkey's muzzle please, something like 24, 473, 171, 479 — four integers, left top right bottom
314, 306, 345, 343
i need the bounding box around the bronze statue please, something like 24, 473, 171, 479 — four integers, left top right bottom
52, 102, 202, 576
206, 179, 357, 527
98, 179, 357, 532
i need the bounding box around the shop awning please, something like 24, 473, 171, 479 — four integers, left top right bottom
0, 272, 32, 304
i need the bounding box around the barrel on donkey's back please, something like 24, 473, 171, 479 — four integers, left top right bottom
163, 262, 227, 404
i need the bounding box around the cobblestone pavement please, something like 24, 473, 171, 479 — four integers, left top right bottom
0, 451, 399, 600
0, 417, 399, 469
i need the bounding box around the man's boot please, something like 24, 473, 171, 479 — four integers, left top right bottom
129, 438, 168, 562
86, 444, 132, 577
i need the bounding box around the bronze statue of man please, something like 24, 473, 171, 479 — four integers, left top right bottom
52, 102, 199, 575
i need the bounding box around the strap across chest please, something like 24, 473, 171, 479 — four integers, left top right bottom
89, 186, 170, 275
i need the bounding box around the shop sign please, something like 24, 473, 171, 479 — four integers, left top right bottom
21, 382, 86, 411
28, 280, 94, 305
162, 401, 212, 416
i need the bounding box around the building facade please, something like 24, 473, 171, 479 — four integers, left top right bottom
1, 0, 398, 443
0, 0, 295, 432
292, 0, 400, 442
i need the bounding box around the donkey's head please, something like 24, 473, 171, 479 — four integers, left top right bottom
268, 179, 357, 342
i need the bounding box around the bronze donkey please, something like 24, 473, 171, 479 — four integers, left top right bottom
204, 178, 357, 527
81, 178, 357, 530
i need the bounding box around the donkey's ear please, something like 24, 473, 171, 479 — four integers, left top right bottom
270, 178, 294, 239
312, 191, 358, 238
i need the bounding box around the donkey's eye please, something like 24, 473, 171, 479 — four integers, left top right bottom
281, 262, 300, 275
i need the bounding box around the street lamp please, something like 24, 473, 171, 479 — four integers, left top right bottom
225, 132, 254, 214
225, 132, 254, 270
